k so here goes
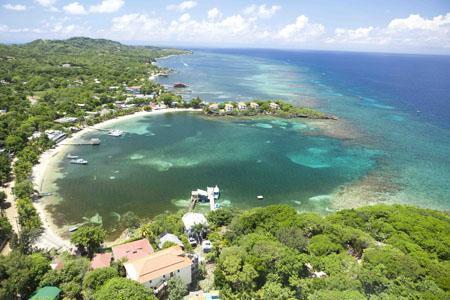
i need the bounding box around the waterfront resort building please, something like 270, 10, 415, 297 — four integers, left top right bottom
237, 102, 247, 111
55, 117, 78, 124
224, 103, 234, 113
158, 233, 184, 249
124, 245, 193, 289
269, 102, 280, 110
45, 130, 66, 143
250, 102, 259, 109
111, 238, 154, 261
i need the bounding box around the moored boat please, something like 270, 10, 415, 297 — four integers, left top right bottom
108, 129, 124, 137
70, 158, 88, 165
67, 154, 78, 159
90, 138, 101, 145
257, 195, 264, 200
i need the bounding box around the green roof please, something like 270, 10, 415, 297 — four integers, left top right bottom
30, 286, 61, 300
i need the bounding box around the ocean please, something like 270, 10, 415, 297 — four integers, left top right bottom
43, 49, 450, 232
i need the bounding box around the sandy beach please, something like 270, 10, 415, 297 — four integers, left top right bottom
31, 108, 201, 251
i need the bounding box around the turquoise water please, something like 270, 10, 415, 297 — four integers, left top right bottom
45, 113, 378, 230
156, 50, 450, 210
45, 49, 450, 231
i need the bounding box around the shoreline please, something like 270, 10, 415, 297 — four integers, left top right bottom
31, 108, 201, 250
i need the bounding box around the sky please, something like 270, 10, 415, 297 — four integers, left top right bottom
0, 0, 449, 54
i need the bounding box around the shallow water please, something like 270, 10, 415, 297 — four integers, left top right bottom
44, 113, 378, 229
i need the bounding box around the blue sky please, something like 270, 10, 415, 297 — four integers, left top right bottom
1, 0, 449, 54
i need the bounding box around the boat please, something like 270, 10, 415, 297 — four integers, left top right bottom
68, 226, 78, 232
70, 158, 88, 165
90, 138, 101, 145
173, 82, 188, 88
108, 129, 124, 137
213, 185, 220, 199
67, 154, 78, 159
257, 195, 264, 200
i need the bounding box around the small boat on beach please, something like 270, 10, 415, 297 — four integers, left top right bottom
257, 195, 264, 200
108, 129, 124, 137
173, 82, 188, 88
68, 226, 78, 232
67, 154, 78, 159
70, 158, 88, 165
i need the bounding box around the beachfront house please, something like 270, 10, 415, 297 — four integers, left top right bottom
224, 103, 234, 113
237, 102, 247, 111
112, 238, 154, 262
269, 102, 280, 110
208, 103, 219, 112
124, 245, 193, 289
182, 212, 208, 236
158, 233, 184, 249
250, 102, 259, 109
45, 130, 66, 143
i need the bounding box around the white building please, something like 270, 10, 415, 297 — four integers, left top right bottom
158, 233, 184, 249
55, 117, 78, 124
237, 102, 247, 111
124, 246, 193, 289
250, 102, 259, 109
45, 130, 66, 143
208, 103, 219, 112
269, 102, 280, 110
182, 212, 208, 234
224, 103, 234, 113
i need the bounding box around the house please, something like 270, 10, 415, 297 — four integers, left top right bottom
30, 286, 61, 300
55, 117, 78, 124
269, 102, 280, 110
90, 252, 112, 269
208, 103, 219, 112
126, 86, 141, 95
224, 103, 234, 113
45, 130, 66, 143
237, 102, 247, 111
250, 102, 259, 109
124, 245, 193, 289
158, 233, 184, 249
182, 212, 208, 235
112, 238, 154, 262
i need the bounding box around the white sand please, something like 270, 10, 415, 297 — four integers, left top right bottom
31, 108, 201, 251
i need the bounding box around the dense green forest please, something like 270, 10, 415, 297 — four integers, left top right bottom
0, 204, 448, 299
0, 37, 187, 249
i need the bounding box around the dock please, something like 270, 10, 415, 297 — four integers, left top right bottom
189, 185, 220, 211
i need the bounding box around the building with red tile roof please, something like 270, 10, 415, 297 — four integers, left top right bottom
90, 253, 113, 270
111, 238, 154, 262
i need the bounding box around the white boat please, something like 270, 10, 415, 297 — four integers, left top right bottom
70, 158, 88, 165
213, 185, 220, 199
108, 129, 124, 137
68, 226, 78, 232
257, 195, 264, 200
90, 138, 101, 145
67, 154, 78, 159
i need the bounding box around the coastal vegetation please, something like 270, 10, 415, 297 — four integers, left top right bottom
0, 204, 448, 299
204, 100, 336, 120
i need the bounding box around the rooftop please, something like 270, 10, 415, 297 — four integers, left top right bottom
112, 238, 154, 262
30, 286, 61, 300
124, 246, 192, 284
182, 212, 208, 231
91, 252, 112, 269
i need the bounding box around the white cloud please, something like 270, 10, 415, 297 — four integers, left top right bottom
34, 0, 58, 11
328, 14, 450, 50
167, 1, 197, 12
207, 8, 222, 20
277, 15, 325, 42
179, 13, 191, 23
244, 4, 281, 19
111, 14, 162, 39
63, 2, 87, 15
388, 13, 450, 31
3, 4, 27, 11
89, 0, 124, 13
